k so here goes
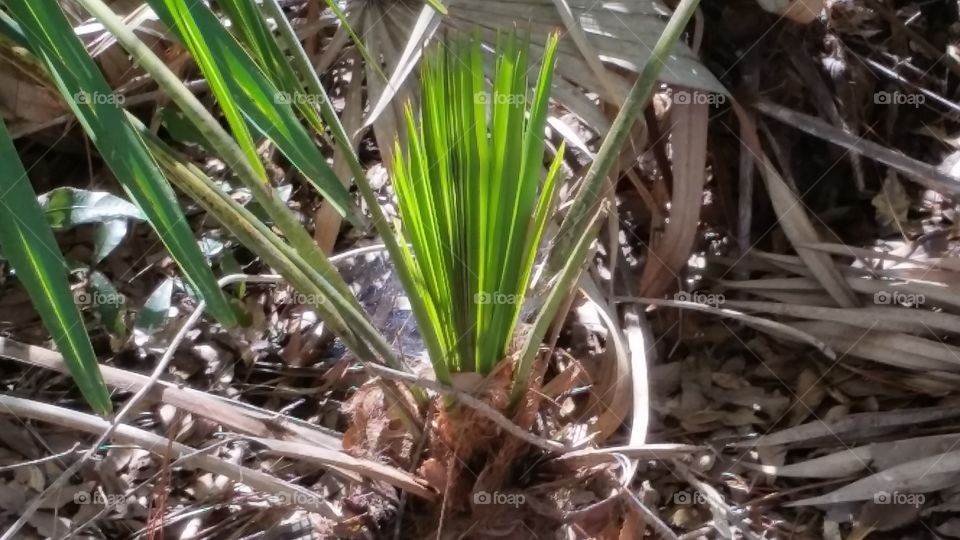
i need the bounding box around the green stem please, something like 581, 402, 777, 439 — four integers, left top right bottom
547, 0, 702, 274
515, 0, 702, 403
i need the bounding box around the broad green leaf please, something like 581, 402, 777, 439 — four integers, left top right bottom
136, 278, 174, 334
5, 0, 239, 328
88, 270, 127, 339
0, 118, 112, 414
38, 187, 144, 228
146, 0, 359, 224
37, 187, 144, 263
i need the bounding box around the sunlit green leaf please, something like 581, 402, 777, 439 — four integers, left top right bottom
389, 33, 563, 380
5, 0, 240, 328
38, 187, 144, 228
147, 0, 358, 224
0, 118, 112, 414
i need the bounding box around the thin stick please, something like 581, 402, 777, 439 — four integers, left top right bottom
0, 444, 82, 473
0, 274, 279, 540
615, 296, 836, 359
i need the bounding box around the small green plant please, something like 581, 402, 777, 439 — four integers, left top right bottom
0, 0, 700, 415
389, 34, 564, 383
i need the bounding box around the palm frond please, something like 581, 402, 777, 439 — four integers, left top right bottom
390, 33, 564, 379
345, 0, 724, 155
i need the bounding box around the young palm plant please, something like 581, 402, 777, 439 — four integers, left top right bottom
389, 34, 564, 385
0, 0, 702, 427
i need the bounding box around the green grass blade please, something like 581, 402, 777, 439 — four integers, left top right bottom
147, 0, 358, 223
0, 119, 112, 414
77, 0, 376, 349
217, 0, 325, 133
5, 0, 239, 329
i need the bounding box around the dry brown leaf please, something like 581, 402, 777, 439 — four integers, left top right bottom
733, 405, 960, 447
733, 102, 859, 308
790, 447, 960, 506
791, 321, 960, 372
746, 433, 960, 479
638, 98, 708, 298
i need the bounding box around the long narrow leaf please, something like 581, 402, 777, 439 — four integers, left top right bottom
5, 0, 239, 329
0, 119, 111, 414
218, 0, 325, 133
78, 0, 401, 372
131, 115, 407, 372
514, 0, 704, 402
546, 0, 704, 274
146, 0, 359, 224
259, 0, 450, 384
390, 34, 563, 378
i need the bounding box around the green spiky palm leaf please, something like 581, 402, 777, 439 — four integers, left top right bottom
145, 0, 359, 224
389, 34, 564, 381
336, 0, 724, 159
